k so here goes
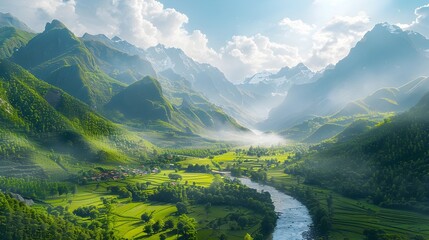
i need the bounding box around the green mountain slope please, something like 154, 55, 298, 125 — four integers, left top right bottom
106, 76, 172, 122
0, 60, 151, 178
336, 77, 429, 116
105, 76, 247, 135
83, 39, 156, 84
288, 92, 429, 212
0, 27, 34, 59
11, 20, 124, 108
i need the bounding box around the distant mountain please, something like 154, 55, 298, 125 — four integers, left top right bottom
0, 27, 34, 59
82, 33, 147, 59
106, 76, 173, 122
83, 39, 156, 84
335, 77, 429, 116
105, 76, 247, 133
238, 63, 318, 117
144, 44, 259, 126
262, 23, 429, 130
0, 12, 33, 32
11, 20, 124, 108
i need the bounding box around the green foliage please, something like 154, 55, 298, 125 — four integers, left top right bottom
288, 93, 429, 213
0, 192, 105, 240
11, 20, 124, 107
177, 214, 197, 240
0, 176, 71, 199
0, 27, 34, 59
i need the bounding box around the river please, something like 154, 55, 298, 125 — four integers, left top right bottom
235, 177, 312, 240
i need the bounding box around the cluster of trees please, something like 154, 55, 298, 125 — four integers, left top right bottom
149, 178, 277, 237
0, 192, 107, 240
289, 186, 331, 237
0, 176, 73, 199
286, 107, 429, 213
246, 146, 269, 157
185, 164, 210, 173
166, 148, 228, 158
73, 205, 99, 219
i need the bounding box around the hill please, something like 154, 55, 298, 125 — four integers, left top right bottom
287, 92, 429, 212
11, 20, 124, 108
0, 60, 152, 178
83, 39, 156, 84
0, 27, 34, 59
106, 76, 173, 122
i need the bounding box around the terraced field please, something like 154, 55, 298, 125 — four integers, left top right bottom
46, 170, 260, 239
267, 169, 429, 239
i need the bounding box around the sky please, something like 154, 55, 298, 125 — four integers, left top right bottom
0, 0, 429, 83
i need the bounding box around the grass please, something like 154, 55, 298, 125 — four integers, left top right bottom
210, 150, 429, 239
45, 170, 258, 239
267, 169, 429, 239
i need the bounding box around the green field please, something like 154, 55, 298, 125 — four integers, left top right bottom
45, 170, 261, 239
211, 150, 429, 239
268, 169, 429, 239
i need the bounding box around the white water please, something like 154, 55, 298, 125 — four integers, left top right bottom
236, 177, 312, 240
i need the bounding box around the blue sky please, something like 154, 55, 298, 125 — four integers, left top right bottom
1, 0, 429, 82
159, 0, 428, 48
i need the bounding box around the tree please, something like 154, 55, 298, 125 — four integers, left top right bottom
176, 202, 188, 215
204, 202, 212, 215
177, 214, 197, 240
160, 234, 167, 240
244, 233, 253, 240
164, 219, 174, 229
153, 220, 165, 233
141, 212, 152, 223
144, 224, 153, 235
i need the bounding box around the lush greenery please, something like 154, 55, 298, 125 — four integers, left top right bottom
0, 192, 107, 240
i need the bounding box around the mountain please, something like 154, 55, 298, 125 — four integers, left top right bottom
262, 23, 429, 130
0, 12, 33, 32
105, 76, 247, 134
335, 77, 429, 116
106, 76, 172, 122
145, 44, 260, 126
82, 33, 147, 59
0, 27, 34, 59
0, 60, 147, 178
288, 91, 429, 212
238, 63, 318, 118
11, 20, 124, 108
83, 39, 156, 84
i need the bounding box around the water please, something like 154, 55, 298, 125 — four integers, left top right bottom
236, 177, 312, 240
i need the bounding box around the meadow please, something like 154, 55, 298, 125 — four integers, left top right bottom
45, 169, 262, 240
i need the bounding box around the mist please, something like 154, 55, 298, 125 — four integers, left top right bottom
202, 128, 288, 146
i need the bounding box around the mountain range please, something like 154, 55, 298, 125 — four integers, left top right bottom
261, 23, 429, 131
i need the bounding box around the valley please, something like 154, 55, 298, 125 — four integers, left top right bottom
0, 4, 429, 240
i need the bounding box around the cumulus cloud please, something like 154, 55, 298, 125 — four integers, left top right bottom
218, 34, 301, 81
399, 4, 429, 38
0, 0, 219, 66
306, 12, 370, 70
279, 18, 315, 34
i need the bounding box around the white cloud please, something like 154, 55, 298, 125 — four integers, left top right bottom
218, 34, 301, 81
279, 18, 315, 34
399, 4, 429, 38
306, 12, 370, 70
0, 0, 375, 83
